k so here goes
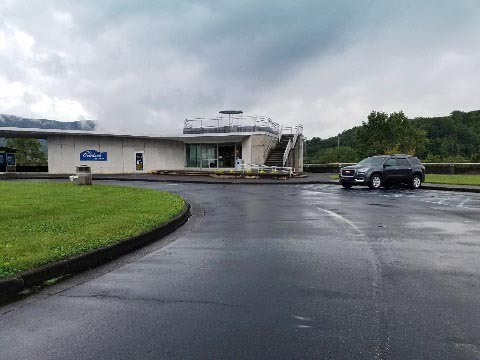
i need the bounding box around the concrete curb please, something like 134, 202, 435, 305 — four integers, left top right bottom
2, 173, 335, 185
94, 177, 335, 185
0, 203, 191, 301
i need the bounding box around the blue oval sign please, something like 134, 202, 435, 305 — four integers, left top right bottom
80, 150, 107, 161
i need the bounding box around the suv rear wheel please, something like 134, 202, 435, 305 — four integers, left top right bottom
369, 174, 383, 190
410, 174, 422, 189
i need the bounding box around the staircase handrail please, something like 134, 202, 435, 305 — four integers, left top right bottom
283, 139, 293, 167
282, 124, 302, 167
264, 135, 278, 161
291, 124, 303, 150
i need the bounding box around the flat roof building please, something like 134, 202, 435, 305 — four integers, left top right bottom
0, 113, 304, 174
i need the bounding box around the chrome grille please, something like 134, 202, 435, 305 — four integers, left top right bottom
341, 169, 356, 177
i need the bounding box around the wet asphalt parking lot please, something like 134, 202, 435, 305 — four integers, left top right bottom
1, 181, 480, 359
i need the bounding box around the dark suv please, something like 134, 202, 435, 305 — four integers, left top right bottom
339, 155, 425, 190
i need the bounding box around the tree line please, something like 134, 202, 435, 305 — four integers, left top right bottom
4, 138, 47, 166
306, 110, 480, 163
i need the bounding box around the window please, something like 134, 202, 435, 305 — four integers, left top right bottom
409, 157, 421, 165
186, 143, 241, 168
396, 158, 410, 166
385, 158, 396, 166
358, 156, 388, 166
186, 144, 201, 167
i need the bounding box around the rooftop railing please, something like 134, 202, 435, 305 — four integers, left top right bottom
183, 115, 280, 136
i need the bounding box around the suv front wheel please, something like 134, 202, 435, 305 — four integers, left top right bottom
410, 174, 422, 189
369, 174, 383, 190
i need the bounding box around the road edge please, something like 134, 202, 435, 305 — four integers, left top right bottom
0, 203, 191, 301
3, 174, 480, 192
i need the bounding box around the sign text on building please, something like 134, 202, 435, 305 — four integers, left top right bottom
80, 150, 108, 161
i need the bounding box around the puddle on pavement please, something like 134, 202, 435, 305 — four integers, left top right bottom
409, 221, 477, 235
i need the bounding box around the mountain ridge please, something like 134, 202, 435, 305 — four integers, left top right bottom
0, 114, 96, 131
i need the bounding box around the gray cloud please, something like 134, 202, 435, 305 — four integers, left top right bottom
0, 0, 479, 137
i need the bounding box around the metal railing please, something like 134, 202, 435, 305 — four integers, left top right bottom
239, 163, 292, 177
184, 115, 280, 136
282, 124, 303, 167
283, 139, 293, 167
291, 124, 303, 148
264, 136, 277, 161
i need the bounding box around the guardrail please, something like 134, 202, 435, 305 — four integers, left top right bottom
184, 115, 280, 136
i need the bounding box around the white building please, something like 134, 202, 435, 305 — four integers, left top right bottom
0, 113, 303, 174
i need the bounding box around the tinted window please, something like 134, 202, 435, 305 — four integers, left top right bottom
385, 158, 396, 166
409, 157, 421, 165
396, 158, 410, 166
358, 156, 387, 166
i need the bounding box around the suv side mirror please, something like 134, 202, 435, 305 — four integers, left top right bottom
384, 163, 390, 168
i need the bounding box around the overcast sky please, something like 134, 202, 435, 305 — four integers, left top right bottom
0, 1, 479, 138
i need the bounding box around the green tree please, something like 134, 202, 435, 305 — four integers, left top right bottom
5, 138, 47, 165
354, 111, 427, 157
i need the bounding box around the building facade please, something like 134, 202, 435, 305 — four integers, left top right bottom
0, 114, 303, 174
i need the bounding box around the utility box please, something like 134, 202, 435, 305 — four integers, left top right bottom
76, 165, 92, 185
235, 158, 244, 171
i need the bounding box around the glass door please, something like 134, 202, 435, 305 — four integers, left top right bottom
135, 152, 144, 171
201, 144, 217, 168
186, 144, 201, 167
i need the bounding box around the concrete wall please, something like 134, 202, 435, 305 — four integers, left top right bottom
241, 136, 252, 164
247, 133, 276, 165
48, 135, 185, 174
293, 136, 304, 173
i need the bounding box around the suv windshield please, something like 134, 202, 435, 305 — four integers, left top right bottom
357, 156, 387, 166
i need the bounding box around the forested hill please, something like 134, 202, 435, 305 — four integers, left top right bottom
306, 110, 480, 163
0, 114, 96, 131
413, 110, 480, 161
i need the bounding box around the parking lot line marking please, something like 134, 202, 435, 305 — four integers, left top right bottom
316, 207, 362, 234
456, 198, 470, 208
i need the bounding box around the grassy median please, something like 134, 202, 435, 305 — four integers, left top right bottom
0, 181, 185, 278
425, 174, 480, 186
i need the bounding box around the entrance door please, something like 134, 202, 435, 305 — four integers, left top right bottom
135, 152, 144, 172
218, 144, 235, 168
201, 145, 217, 168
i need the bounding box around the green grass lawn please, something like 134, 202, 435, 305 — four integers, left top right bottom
425, 174, 480, 186
0, 182, 185, 278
